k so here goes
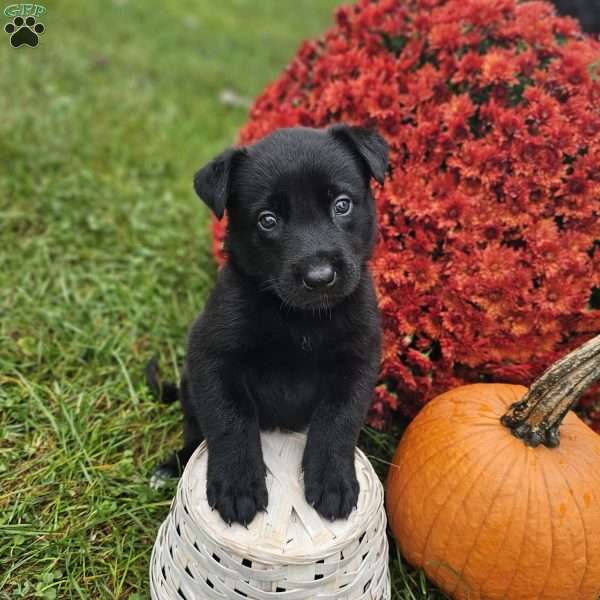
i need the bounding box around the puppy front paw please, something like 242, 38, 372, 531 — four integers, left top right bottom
206, 459, 268, 526
304, 459, 359, 521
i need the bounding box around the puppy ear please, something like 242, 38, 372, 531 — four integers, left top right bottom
193, 147, 246, 220
329, 124, 389, 185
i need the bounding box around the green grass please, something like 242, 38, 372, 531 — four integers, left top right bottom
0, 1, 444, 597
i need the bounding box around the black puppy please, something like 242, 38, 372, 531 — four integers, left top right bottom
151, 125, 388, 526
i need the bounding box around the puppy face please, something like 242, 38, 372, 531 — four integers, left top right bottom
194, 125, 388, 309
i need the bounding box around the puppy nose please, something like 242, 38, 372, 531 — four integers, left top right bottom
303, 264, 336, 290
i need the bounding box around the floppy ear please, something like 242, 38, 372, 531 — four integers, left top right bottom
329, 124, 389, 185
193, 147, 246, 220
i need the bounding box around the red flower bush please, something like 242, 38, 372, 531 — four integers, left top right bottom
212, 0, 600, 430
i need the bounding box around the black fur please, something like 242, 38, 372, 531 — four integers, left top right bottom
152, 125, 388, 525
145, 357, 179, 404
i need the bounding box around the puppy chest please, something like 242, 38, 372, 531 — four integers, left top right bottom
243, 356, 323, 430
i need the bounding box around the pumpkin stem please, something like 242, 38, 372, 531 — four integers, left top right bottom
501, 334, 600, 448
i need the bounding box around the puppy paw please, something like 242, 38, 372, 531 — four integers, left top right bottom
304, 460, 359, 521
150, 462, 179, 490
206, 460, 268, 526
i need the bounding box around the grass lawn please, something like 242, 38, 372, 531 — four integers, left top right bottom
0, 1, 447, 597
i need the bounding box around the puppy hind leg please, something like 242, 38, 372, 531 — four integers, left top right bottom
150, 374, 204, 489
150, 427, 203, 489
150, 434, 203, 489
180, 372, 205, 450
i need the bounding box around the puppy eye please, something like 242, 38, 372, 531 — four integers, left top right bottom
258, 211, 278, 231
333, 195, 352, 216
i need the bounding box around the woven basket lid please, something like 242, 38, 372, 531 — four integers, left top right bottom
179, 430, 383, 562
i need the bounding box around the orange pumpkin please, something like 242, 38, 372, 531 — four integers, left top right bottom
386, 335, 600, 600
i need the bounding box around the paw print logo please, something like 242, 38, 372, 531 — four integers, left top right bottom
4, 15, 45, 48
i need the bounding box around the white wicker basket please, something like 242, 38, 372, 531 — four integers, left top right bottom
150, 430, 390, 599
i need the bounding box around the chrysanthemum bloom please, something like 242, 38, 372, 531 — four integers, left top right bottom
212, 0, 600, 430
